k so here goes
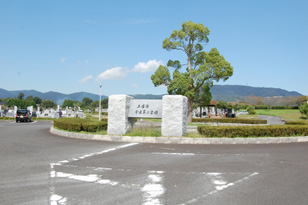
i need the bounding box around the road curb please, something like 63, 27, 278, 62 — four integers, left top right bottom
50, 126, 308, 145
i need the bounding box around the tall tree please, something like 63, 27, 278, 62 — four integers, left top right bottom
62, 99, 80, 108
26, 95, 33, 101
299, 102, 308, 119
17, 93, 24, 100
151, 21, 233, 122
41, 100, 57, 109
33, 97, 42, 105
245, 95, 263, 106
82, 97, 93, 106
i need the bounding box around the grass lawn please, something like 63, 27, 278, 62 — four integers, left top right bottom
255, 109, 306, 121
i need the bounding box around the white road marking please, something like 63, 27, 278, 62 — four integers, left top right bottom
183, 172, 259, 204
50, 194, 67, 205
142, 171, 165, 205
49, 143, 139, 205
151, 152, 269, 156
151, 152, 195, 156
50, 145, 260, 204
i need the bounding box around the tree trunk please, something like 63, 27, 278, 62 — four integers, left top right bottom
187, 98, 193, 123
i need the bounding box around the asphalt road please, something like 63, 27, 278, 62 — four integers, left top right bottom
258, 115, 285, 125
0, 120, 307, 205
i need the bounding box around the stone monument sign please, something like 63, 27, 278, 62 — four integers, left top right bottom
128, 99, 162, 118
107, 95, 188, 137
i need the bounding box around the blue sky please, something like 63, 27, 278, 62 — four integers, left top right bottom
1, 0, 307, 96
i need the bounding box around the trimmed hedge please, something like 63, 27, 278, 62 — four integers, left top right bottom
54, 118, 107, 132
82, 121, 107, 132
0, 117, 15, 120
285, 121, 308, 125
197, 125, 308, 138
192, 118, 267, 124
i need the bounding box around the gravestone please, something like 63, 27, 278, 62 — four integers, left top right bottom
27, 106, 33, 113
107, 95, 188, 137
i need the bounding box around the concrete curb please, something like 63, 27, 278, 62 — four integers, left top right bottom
50, 126, 308, 145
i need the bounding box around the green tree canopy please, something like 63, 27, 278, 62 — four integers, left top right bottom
33, 97, 42, 105
6, 98, 36, 109
151, 21, 233, 122
299, 102, 308, 119
216, 101, 228, 110
101, 98, 108, 109
17, 93, 24, 100
62, 99, 80, 108
41, 99, 57, 109
82, 97, 93, 106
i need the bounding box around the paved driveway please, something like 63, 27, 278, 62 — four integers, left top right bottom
0, 120, 307, 204
258, 115, 285, 125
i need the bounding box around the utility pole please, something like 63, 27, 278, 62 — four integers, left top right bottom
99, 83, 102, 121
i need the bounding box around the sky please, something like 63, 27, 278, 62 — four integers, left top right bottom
1, 0, 307, 97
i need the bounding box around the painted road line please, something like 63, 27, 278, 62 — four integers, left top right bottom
141, 171, 165, 205
182, 172, 259, 204
49, 143, 139, 205
151, 152, 269, 156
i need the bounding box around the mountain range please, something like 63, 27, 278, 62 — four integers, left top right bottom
0, 85, 303, 105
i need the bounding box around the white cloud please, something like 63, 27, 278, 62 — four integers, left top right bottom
85, 59, 89, 63
133, 83, 138, 88
126, 19, 151, 25
79, 75, 93, 83
84, 19, 99, 24
96, 67, 130, 80
132, 59, 163, 73
60, 57, 67, 63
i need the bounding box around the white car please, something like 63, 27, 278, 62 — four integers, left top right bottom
238, 110, 249, 115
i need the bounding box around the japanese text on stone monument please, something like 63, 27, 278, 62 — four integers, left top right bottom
128, 99, 162, 118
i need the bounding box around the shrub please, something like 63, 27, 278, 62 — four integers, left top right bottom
83, 121, 108, 132
54, 118, 107, 132
255, 105, 268, 109
197, 125, 308, 138
0, 117, 15, 120
285, 121, 308, 125
247, 105, 256, 115
192, 118, 267, 124
299, 103, 308, 119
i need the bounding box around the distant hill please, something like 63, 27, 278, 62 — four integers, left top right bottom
210, 85, 303, 101
0, 85, 303, 104
0, 88, 107, 105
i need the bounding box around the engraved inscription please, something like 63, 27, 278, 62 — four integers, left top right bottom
128, 100, 162, 118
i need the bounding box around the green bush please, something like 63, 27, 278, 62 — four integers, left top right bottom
54, 118, 107, 132
299, 103, 308, 119
83, 121, 108, 132
247, 105, 256, 115
285, 121, 308, 125
192, 118, 267, 124
197, 125, 308, 138
0, 117, 15, 120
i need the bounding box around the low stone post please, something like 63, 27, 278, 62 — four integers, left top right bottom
161, 95, 188, 137
107, 95, 134, 135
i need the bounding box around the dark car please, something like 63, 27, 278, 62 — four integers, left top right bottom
16, 109, 32, 122
32, 111, 37, 117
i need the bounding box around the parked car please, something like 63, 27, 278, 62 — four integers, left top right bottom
16, 109, 32, 122
32, 111, 37, 117
238, 110, 249, 115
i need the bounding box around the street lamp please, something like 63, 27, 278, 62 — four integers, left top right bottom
99, 83, 102, 121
